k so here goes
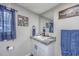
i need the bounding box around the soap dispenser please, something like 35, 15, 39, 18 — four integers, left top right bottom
32, 25, 36, 36
42, 27, 45, 36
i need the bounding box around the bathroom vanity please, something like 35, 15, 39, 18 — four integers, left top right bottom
31, 36, 56, 56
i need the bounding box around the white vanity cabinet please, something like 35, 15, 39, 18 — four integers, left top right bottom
32, 39, 55, 56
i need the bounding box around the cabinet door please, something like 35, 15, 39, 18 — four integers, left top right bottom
37, 46, 48, 56
32, 40, 38, 56
33, 44, 38, 56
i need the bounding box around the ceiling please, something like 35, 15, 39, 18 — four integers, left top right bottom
17, 3, 59, 14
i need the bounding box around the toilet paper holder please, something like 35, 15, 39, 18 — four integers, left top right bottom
6, 46, 14, 51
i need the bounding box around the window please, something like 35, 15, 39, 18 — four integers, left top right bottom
0, 5, 16, 41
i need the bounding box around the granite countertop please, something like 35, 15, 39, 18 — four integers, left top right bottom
30, 36, 56, 45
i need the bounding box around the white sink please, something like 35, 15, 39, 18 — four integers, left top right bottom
33, 36, 53, 41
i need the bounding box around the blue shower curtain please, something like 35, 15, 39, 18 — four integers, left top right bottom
0, 5, 16, 41
61, 30, 79, 56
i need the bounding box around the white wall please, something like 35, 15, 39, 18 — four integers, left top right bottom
43, 3, 79, 56
0, 3, 39, 56
0, 3, 78, 56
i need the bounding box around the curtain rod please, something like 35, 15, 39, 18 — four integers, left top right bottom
0, 4, 18, 12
